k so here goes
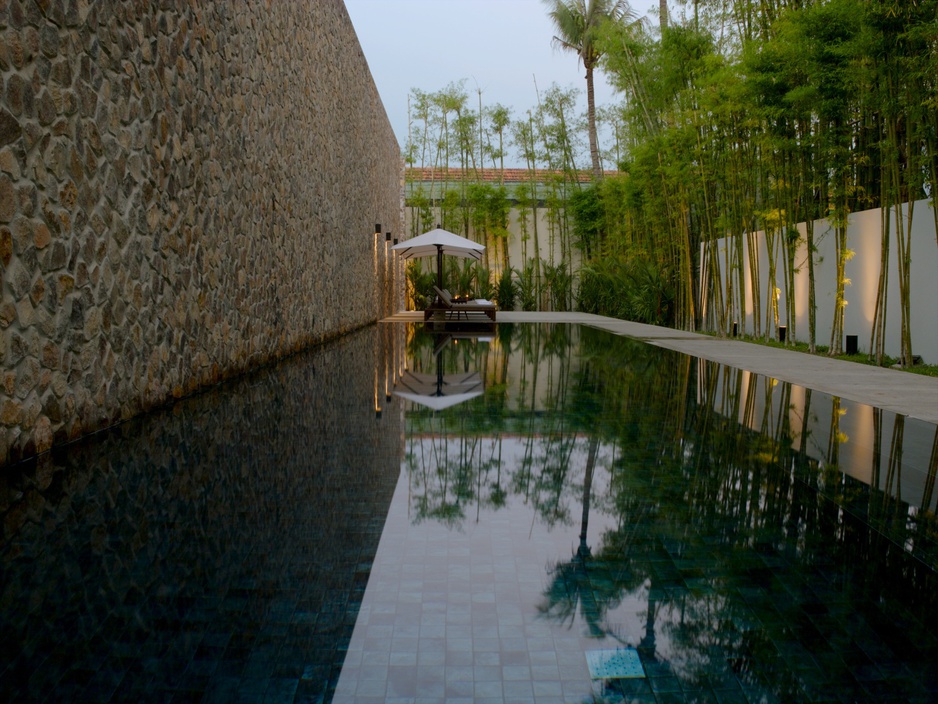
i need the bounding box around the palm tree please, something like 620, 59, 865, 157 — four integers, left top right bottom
543, 0, 635, 181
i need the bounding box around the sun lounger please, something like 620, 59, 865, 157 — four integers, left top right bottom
425, 286, 497, 321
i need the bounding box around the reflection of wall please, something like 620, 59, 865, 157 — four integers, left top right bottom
0, 4, 400, 465
0, 326, 403, 701
701, 200, 937, 363
698, 359, 937, 513
501, 325, 582, 410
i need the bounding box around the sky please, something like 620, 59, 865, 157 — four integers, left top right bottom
343, 0, 662, 163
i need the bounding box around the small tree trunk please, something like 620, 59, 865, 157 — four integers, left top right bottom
806, 219, 816, 353
585, 64, 602, 182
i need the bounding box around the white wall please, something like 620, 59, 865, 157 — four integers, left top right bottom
701, 200, 938, 363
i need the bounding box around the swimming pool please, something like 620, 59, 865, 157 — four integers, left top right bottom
1, 323, 935, 702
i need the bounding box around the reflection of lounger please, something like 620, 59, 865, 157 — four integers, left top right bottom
424, 285, 497, 321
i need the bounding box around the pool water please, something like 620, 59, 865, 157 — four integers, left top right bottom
2, 323, 936, 703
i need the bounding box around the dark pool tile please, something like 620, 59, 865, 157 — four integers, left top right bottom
293, 677, 333, 703
242, 658, 276, 681
80, 665, 128, 703
596, 680, 661, 704
649, 675, 683, 693
713, 690, 749, 704
199, 677, 241, 704
683, 690, 719, 704
237, 677, 270, 698
262, 677, 299, 703
863, 676, 929, 701
698, 669, 741, 692
737, 683, 783, 704
271, 659, 305, 680
643, 660, 675, 678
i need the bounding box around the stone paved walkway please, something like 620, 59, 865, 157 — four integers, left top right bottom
382, 311, 938, 424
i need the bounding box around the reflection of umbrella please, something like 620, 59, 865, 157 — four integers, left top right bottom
390, 228, 485, 291
395, 369, 483, 410
395, 347, 483, 411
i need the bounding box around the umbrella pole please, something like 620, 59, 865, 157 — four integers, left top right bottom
437, 245, 443, 295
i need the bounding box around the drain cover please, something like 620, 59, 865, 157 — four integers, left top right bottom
585, 648, 645, 679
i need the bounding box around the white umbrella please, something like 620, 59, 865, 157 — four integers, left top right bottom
391, 228, 485, 291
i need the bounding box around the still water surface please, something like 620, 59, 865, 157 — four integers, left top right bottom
1, 323, 936, 703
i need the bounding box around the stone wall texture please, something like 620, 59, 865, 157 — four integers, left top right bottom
0, 1, 401, 465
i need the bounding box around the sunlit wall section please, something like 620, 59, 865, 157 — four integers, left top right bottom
700, 200, 937, 363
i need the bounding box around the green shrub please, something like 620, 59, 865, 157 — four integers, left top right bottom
407, 262, 437, 309
517, 259, 539, 311
495, 269, 517, 310
577, 255, 675, 325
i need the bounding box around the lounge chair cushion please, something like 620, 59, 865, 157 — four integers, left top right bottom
429, 285, 496, 320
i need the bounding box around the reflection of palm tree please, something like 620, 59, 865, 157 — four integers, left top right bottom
540, 455, 651, 643
578, 435, 599, 558
541, 550, 607, 638
539, 530, 646, 641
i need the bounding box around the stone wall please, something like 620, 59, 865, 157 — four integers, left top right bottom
0, 1, 401, 465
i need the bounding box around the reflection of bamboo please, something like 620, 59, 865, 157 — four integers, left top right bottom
520, 326, 541, 501
827, 397, 841, 468
799, 389, 812, 462
536, 431, 575, 528
578, 436, 599, 558
668, 354, 691, 446
742, 371, 758, 432
871, 408, 883, 507
923, 427, 938, 513
774, 382, 792, 451
883, 415, 905, 513
696, 361, 719, 474
759, 376, 773, 441
726, 366, 743, 426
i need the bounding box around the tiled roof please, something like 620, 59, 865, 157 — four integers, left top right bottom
404, 167, 617, 184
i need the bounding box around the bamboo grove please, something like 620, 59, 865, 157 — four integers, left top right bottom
404, 0, 936, 361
